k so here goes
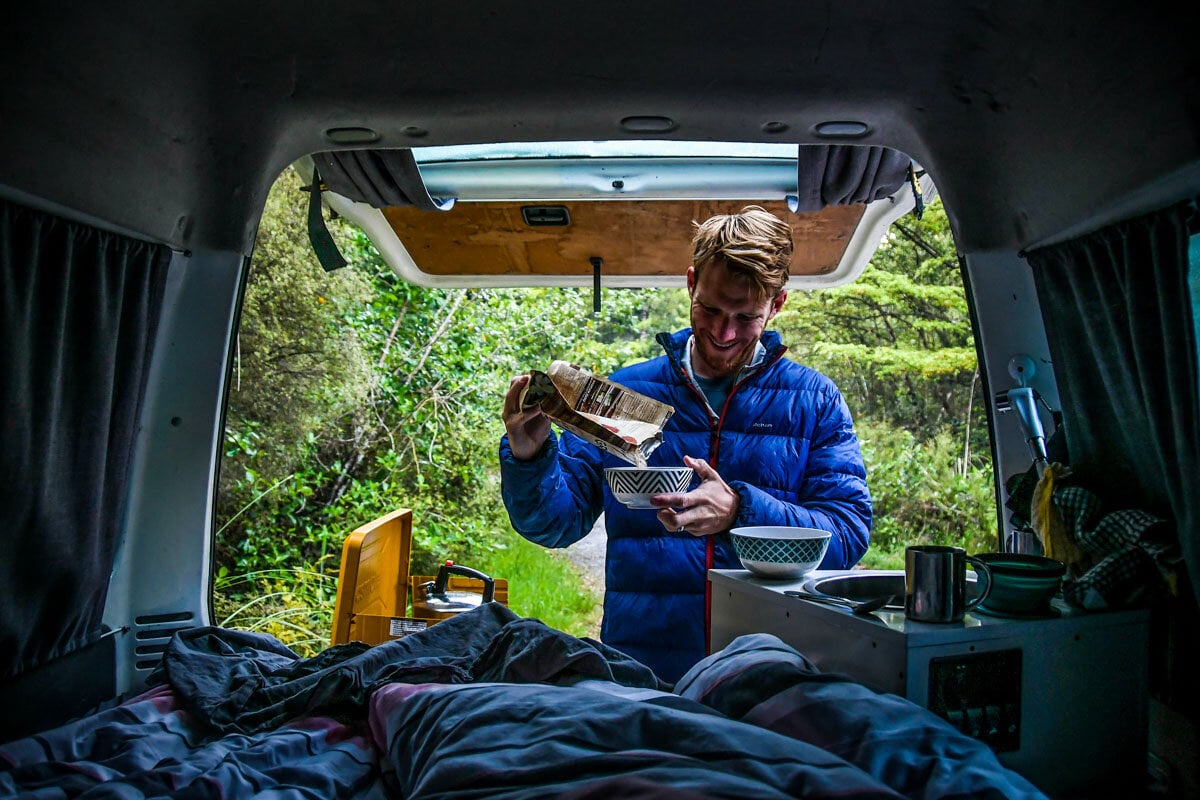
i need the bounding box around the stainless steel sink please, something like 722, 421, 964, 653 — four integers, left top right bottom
802, 571, 906, 610
801, 569, 982, 611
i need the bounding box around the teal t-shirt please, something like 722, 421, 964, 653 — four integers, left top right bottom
695, 373, 734, 416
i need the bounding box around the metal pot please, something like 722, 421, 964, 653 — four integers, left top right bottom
415, 561, 496, 617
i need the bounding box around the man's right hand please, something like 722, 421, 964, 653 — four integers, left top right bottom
503, 374, 552, 461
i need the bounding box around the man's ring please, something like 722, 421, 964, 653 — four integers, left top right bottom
677, 525, 685, 532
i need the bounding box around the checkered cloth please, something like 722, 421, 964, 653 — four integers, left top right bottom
1051, 485, 1177, 609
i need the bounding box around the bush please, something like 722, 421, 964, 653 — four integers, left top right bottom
857, 418, 998, 557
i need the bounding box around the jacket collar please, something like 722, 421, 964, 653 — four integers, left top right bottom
656, 328, 786, 381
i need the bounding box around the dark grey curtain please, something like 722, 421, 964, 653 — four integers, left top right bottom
792, 145, 912, 213
0, 199, 170, 678
312, 149, 455, 210
1024, 199, 1200, 609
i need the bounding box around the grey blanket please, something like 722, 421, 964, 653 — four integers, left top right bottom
2, 606, 1047, 799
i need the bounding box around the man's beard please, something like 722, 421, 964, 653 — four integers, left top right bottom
694, 334, 757, 378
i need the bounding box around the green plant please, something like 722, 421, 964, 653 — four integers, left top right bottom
470, 531, 602, 639
213, 565, 338, 657
857, 419, 998, 556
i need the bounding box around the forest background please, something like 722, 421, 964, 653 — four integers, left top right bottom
213, 168, 999, 655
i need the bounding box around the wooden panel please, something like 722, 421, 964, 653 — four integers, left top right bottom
382, 200, 865, 278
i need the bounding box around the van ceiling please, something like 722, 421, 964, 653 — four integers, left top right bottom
2, 3, 1197, 258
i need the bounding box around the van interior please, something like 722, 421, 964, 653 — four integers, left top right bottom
2, 3, 1198, 798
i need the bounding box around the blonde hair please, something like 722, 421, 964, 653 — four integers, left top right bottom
691, 205, 793, 299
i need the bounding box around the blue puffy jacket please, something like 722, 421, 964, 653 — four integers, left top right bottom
500, 329, 871, 682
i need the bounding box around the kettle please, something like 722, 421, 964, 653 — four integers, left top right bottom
415, 561, 496, 619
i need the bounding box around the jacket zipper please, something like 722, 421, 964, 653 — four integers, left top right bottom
673, 345, 788, 656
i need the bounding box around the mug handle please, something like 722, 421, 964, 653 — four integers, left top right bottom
964, 556, 992, 611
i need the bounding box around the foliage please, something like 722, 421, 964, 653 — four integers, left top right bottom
211, 527, 600, 654
857, 419, 998, 557
217, 168, 375, 572
212, 566, 337, 658
470, 529, 602, 639
772, 199, 996, 558
216, 167, 668, 644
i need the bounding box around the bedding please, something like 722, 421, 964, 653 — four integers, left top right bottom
0, 604, 1048, 799
0, 683, 383, 799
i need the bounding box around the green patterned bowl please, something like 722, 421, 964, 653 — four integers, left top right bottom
730, 526, 832, 579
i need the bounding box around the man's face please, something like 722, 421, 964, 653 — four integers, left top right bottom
687, 261, 787, 379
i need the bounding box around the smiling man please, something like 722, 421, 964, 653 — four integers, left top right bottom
500, 205, 871, 683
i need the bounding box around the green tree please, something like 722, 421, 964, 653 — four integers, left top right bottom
776, 198, 985, 460
215, 180, 996, 653
774, 198, 995, 552
216, 168, 671, 635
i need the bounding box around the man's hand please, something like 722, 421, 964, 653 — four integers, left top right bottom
653, 455, 740, 536
502, 374, 552, 461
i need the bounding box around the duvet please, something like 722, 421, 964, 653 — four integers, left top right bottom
0, 604, 1047, 799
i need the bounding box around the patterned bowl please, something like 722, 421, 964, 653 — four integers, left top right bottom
730, 526, 832, 579
604, 466, 694, 509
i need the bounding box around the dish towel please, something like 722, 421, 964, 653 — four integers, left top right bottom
1032, 465, 1179, 609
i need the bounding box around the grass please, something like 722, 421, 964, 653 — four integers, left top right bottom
472, 532, 603, 639
213, 521, 918, 658
213, 567, 337, 657
856, 547, 906, 571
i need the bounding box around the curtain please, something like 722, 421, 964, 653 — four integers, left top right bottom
0, 199, 170, 679
792, 145, 912, 213
313, 145, 911, 214
312, 149, 455, 211
1024, 199, 1200, 610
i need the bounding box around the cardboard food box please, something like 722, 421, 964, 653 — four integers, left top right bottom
519, 360, 675, 467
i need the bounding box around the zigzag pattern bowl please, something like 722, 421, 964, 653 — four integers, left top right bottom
605, 466, 694, 509
730, 526, 832, 579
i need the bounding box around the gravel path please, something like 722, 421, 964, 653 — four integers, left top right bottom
564, 514, 607, 595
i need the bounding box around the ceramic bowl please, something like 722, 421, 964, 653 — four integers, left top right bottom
729, 526, 832, 579
973, 552, 1066, 617
604, 466, 694, 509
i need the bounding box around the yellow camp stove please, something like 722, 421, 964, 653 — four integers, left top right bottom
331, 510, 509, 646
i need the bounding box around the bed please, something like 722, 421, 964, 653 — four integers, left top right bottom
0, 604, 1048, 799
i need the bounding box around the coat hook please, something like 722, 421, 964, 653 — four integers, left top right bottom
590, 257, 603, 315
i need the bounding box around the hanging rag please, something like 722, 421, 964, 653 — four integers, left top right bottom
1030, 462, 1089, 574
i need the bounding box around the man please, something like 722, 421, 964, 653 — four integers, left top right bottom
500, 205, 871, 683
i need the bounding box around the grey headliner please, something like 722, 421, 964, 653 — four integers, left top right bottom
2, 2, 1198, 256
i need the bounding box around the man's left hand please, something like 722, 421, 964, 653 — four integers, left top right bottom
653, 455, 739, 536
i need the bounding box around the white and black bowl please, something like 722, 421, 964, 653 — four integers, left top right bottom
604, 466, 694, 509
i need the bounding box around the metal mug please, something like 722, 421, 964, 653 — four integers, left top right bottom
905, 545, 992, 623
1005, 527, 1044, 556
